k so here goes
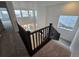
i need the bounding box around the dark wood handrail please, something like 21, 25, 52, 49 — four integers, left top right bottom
31, 26, 49, 34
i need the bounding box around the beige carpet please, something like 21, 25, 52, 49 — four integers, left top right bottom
33, 40, 71, 57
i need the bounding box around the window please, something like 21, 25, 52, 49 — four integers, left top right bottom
14, 10, 37, 18
0, 8, 10, 21
35, 10, 37, 17
29, 10, 33, 17
22, 10, 29, 17
14, 10, 21, 17
58, 16, 78, 31
2, 10, 9, 18
0, 11, 2, 19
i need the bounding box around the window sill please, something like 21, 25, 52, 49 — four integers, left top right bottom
58, 26, 73, 31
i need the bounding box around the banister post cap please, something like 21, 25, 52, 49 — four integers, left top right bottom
49, 23, 52, 26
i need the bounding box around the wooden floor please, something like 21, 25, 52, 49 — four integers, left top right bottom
33, 40, 71, 57
0, 32, 29, 57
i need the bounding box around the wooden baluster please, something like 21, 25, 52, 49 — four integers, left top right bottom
37, 32, 39, 46
47, 28, 48, 39
41, 30, 43, 42
39, 31, 41, 44
44, 28, 46, 39
30, 35, 34, 50
35, 32, 38, 47
32, 34, 35, 49
43, 29, 45, 38
34, 33, 36, 48
40, 30, 42, 43
43, 29, 44, 41
38, 31, 40, 45
44, 29, 45, 38
45, 28, 47, 39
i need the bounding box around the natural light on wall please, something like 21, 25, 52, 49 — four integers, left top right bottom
21, 23, 37, 32
63, 2, 79, 15
21, 23, 34, 31
58, 16, 78, 31
14, 9, 38, 31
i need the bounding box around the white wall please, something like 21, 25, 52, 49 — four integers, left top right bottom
6, 1, 19, 32
12, 1, 47, 31
70, 27, 79, 57
12, 1, 37, 10
36, 5, 47, 29
46, 2, 79, 42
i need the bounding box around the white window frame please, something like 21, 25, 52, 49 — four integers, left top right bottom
2, 10, 9, 18
14, 10, 21, 17
21, 10, 29, 17
29, 10, 33, 17
58, 16, 78, 31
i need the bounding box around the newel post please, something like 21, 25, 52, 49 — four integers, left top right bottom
48, 23, 52, 39
26, 31, 33, 56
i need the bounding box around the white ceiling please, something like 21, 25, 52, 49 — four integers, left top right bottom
12, 1, 69, 10
12, 1, 68, 7
36, 1, 68, 6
